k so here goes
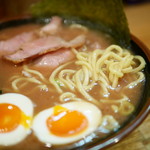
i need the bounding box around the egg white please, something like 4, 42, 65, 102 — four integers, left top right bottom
32, 101, 102, 145
0, 93, 34, 146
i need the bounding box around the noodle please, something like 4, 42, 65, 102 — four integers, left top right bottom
131, 56, 146, 73
10, 66, 49, 92
125, 72, 145, 88
59, 92, 84, 102
74, 70, 98, 104
99, 115, 120, 131
23, 65, 46, 81
119, 101, 135, 115
12, 77, 42, 91
49, 45, 145, 107
100, 95, 129, 103
49, 62, 73, 93
100, 95, 135, 115
58, 69, 76, 91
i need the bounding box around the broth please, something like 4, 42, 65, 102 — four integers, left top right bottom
0, 17, 145, 150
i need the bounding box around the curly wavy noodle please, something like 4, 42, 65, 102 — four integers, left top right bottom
10, 65, 49, 92
49, 45, 146, 114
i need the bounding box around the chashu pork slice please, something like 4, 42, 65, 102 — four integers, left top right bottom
0, 16, 62, 56
33, 48, 75, 69
4, 35, 85, 64
39, 16, 62, 36
0, 32, 36, 55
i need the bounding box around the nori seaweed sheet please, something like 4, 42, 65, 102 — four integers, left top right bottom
30, 0, 130, 48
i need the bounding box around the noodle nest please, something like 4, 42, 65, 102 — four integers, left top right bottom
50, 45, 145, 108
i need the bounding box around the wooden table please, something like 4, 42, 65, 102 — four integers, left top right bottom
108, 2, 150, 150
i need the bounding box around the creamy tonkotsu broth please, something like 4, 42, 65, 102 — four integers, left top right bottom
0, 17, 146, 150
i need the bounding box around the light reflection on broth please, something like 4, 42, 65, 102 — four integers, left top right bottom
0, 17, 146, 150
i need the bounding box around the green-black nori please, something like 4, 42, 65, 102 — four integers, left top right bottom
30, 0, 131, 48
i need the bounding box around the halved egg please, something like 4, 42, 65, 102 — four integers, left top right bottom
0, 93, 34, 146
32, 101, 102, 145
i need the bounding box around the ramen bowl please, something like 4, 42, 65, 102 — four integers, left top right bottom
0, 17, 149, 150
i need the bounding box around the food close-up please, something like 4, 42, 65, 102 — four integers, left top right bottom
0, 0, 149, 150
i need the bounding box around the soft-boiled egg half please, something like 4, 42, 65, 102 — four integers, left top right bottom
0, 93, 34, 146
32, 101, 102, 145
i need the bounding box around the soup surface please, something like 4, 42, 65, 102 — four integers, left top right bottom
0, 16, 145, 150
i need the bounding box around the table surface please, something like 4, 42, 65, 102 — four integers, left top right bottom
108, 2, 150, 150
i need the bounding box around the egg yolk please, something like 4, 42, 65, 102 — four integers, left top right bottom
0, 103, 31, 133
46, 105, 88, 137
